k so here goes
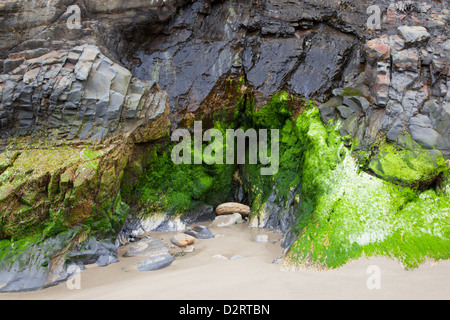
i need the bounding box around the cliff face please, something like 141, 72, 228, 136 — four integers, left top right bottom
0, 0, 449, 291
124, 0, 449, 155
1, 0, 448, 153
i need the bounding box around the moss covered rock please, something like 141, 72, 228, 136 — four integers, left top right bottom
0, 141, 126, 241
368, 140, 446, 188
281, 106, 450, 270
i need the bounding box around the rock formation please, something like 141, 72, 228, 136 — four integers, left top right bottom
0, 0, 448, 291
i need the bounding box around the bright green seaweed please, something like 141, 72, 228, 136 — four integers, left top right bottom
283, 106, 450, 270
368, 136, 446, 187
133, 90, 450, 270
134, 141, 235, 217
3, 86, 447, 273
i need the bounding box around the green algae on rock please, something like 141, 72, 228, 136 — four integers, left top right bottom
0, 141, 129, 241
232, 92, 450, 270
133, 137, 235, 219
281, 106, 450, 270
368, 136, 447, 188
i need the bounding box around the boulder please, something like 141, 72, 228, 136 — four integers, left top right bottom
134, 254, 174, 272
215, 203, 250, 217
123, 237, 169, 258
171, 234, 195, 247
118, 204, 217, 244
0, 231, 77, 292
410, 126, 448, 150
96, 255, 119, 267
210, 213, 245, 228
0, 232, 121, 292
184, 225, 214, 239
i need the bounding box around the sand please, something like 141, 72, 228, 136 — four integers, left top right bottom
1, 222, 449, 300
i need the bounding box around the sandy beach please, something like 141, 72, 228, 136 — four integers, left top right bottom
1, 222, 449, 300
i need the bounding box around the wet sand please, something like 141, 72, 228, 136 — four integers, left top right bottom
1, 222, 449, 300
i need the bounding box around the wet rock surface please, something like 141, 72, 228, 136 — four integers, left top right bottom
134, 254, 175, 271
128, 1, 360, 121
171, 233, 195, 247
0, 232, 119, 292
123, 236, 169, 258
121, 235, 175, 272
184, 225, 214, 239
0, 44, 169, 141
319, 24, 449, 157
68, 237, 119, 267
0, 0, 448, 291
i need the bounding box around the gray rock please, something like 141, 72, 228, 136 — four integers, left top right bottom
74, 46, 100, 81
388, 35, 405, 54
342, 97, 361, 113
287, 26, 357, 101
68, 238, 118, 267
0, 230, 78, 292
374, 62, 391, 107
337, 105, 355, 119
386, 119, 405, 142
339, 114, 360, 137
391, 71, 419, 96
397, 26, 430, 44
410, 125, 447, 150
210, 213, 245, 228
180, 204, 216, 226
123, 237, 169, 258
3, 58, 23, 73
110, 64, 132, 96
318, 104, 338, 124
96, 254, 119, 267
346, 96, 370, 113
135, 254, 174, 271
410, 114, 432, 128
184, 225, 214, 239
248, 187, 298, 237
0, 44, 169, 142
